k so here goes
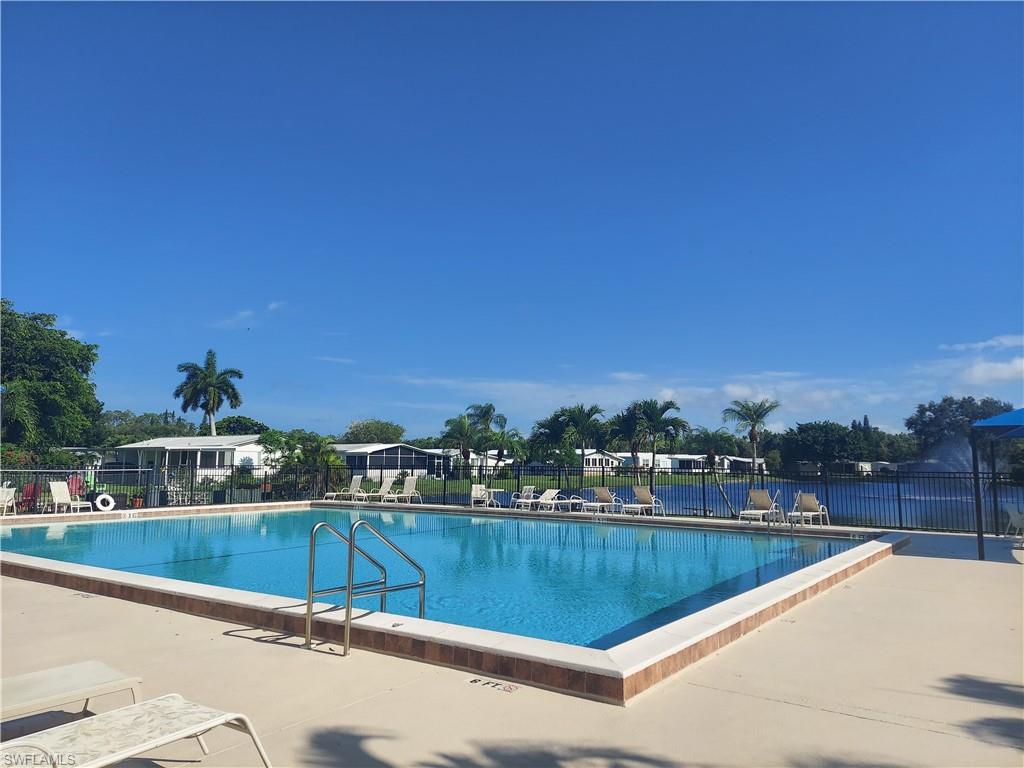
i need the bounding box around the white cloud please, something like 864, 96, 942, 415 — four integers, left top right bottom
722, 383, 756, 399
212, 310, 255, 329
940, 335, 1024, 352
314, 356, 355, 364
267, 301, 286, 311
609, 371, 646, 381
959, 356, 1024, 386
95, 330, 113, 338
64, 329, 85, 340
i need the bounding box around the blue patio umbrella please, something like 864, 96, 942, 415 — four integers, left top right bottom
970, 408, 1024, 560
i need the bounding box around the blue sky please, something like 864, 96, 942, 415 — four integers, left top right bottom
3, 2, 1022, 438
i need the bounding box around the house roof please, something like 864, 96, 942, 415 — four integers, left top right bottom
330, 443, 435, 455
116, 435, 262, 450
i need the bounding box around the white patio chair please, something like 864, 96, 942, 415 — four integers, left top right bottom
470, 484, 497, 507
738, 489, 783, 523
510, 485, 535, 510
359, 477, 395, 502
325, 475, 363, 500
622, 486, 665, 516
0, 487, 15, 516
48, 481, 93, 514
527, 488, 561, 511
581, 487, 622, 515
1003, 502, 1024, 539
0, 693, 271, 767
788, 491, 830, 526
384, 476, 422, 504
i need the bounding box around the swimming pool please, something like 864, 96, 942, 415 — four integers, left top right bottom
1, 507, 861, 648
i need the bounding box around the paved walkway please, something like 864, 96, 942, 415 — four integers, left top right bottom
2, 533, 1021, 767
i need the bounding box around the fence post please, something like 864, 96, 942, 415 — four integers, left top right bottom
701, 466, 708, 516
895, 468, 904, 529
822, 466, 831, 513
443, 469, 448, 505
649, 465, 655, 495
989, 443, 999, 535
294, 465, 300, 500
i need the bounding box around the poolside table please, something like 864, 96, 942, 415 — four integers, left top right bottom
484, 489, 505, 506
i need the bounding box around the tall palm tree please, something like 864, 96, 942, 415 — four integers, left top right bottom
466, 403, 506, 434
441, 414, 479, 465
173, 349, 243, 436
636, 399, 689, 480
558, 404, 605, 466
488, 426, 525, 466
722, 398, 781, 487
608, 405, 645, 477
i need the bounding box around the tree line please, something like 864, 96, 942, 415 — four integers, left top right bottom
2, 299, 1019, 474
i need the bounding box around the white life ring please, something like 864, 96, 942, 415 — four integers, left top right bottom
95, 494, 116, 512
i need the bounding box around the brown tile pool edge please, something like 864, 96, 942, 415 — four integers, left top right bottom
0, 520, 907, 705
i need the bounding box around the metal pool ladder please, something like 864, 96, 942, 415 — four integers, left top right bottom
304, 519, 426, 656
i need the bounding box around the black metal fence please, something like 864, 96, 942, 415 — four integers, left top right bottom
2, 464, 1020, 535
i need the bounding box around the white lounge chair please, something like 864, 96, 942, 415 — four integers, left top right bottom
0, 693, 271, 768
1003, 503, 1024, 540
48, 481, 93, 514
581, 487, 622, 515
528, 489, 561, 514
0, 487, 15, 516
1, 661, 142, 722
470, 484, 497, 508
788, 491, 830, 526
738, 489, 783, 524
622, 486, 665, 516
324, 475, 363, 501
509, 485, 535, 509
359, 477, 395, 503
384, 476, 422, 504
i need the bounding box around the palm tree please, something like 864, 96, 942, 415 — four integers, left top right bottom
173, 349, 243, 436
722, 398, 781, 487
441, 414, 479, 466
466, 403, 506, 434
488, 426, 525, 466
558, 404, 605, 466
636, 399, 689, 481
608, 405, 645, 478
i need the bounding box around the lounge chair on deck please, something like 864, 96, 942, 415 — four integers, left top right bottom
509, 485, 535, 509
48, 481, 93, 514
359, 477, 395, 503
738, 489, 783, 524
526, 489, 561, 511
788, 491, 830, 526
384, 476, 422, 504
0, 693, 272, 768
581, 487, 622, 515
1, 661, 142, 722
325, 475, 363, 501
622, 486, 665, 516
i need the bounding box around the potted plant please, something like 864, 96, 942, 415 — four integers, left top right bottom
130, 494, 144, 509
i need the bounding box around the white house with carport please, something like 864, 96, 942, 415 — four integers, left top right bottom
112, 435, 269, 470
331, 443, 446, 477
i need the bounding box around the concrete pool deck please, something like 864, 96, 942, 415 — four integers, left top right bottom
2, 532, 1022, 767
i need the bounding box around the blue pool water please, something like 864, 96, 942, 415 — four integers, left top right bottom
1, 508, 861, 648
